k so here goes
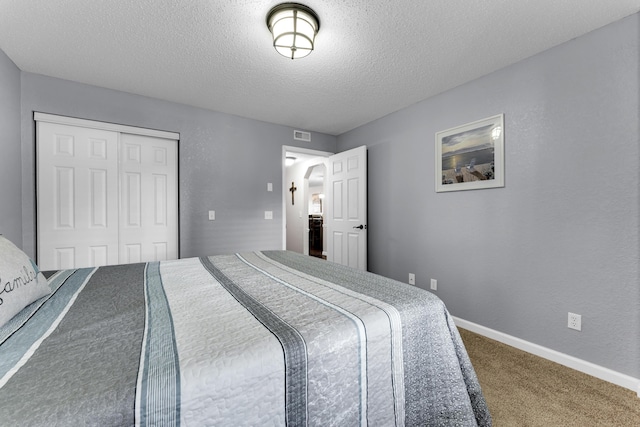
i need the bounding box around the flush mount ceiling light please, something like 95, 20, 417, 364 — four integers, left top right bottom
285, 156, 297, 166
266, 3, 320, 60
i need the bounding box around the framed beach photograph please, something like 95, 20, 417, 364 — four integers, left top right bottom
435, 114, 504, 192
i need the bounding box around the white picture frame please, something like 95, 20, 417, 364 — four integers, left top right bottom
435, 114, 505, 192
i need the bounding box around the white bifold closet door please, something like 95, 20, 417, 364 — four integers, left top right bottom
36, 119, 178, 270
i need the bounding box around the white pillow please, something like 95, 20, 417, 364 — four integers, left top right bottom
0, 236, 51, 328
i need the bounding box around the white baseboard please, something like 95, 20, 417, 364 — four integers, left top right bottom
452, 316, 640, 397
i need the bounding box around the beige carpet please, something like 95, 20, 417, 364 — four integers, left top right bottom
458, 328, 640, 426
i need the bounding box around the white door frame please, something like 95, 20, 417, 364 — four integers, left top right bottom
34, 112, 179, 140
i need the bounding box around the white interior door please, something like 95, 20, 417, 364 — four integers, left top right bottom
119, 133, 178, 264
325, 145, 367, 270
37, 122, 120, 270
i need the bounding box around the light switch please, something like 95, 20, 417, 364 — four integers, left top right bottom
208, 210, 215, 221
265, 211, 273, 220
267, 182, 273, 192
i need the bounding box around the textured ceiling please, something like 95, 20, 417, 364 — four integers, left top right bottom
1, 1, 639, 135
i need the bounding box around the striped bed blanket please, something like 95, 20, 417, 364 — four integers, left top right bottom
0, 250, 491, 426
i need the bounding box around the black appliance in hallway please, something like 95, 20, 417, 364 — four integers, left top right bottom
309, 215, 324, 258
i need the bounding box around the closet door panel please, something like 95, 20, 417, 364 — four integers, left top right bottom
37, 122, 119, 270
122, 172, 142, 227
119, 133, 178, 264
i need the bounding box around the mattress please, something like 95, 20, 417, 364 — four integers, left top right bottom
0, 250, 491, 426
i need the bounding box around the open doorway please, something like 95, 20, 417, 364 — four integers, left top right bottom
282, 146, 331, 257
283, 145, 368, 270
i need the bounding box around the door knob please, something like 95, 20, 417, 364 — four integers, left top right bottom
353, 224, 365, 230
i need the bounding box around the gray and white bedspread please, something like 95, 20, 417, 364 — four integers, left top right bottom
0, 250, 491, 426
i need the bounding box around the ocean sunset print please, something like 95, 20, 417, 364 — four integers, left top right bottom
435, 114, 504, 192
441, 123, 496, 185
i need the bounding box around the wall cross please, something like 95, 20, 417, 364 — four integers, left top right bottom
289, 181, 297, 205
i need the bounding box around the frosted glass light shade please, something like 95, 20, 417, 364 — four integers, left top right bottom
267, 3, 320, 59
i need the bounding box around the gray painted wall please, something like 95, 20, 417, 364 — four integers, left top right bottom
337, 14, 640, 378
18, 73, 336, 259
0, 50, 22, 245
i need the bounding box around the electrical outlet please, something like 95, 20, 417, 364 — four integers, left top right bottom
408, 273, 415, 285
264, 211, 273, 220
430, 279, 437, 291
568, 312, 582, 331
208, 210, 215, 221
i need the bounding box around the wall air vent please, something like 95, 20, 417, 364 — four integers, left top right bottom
293, 130, 311, 142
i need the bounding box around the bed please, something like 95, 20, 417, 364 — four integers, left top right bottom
0, 241, 491, 426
